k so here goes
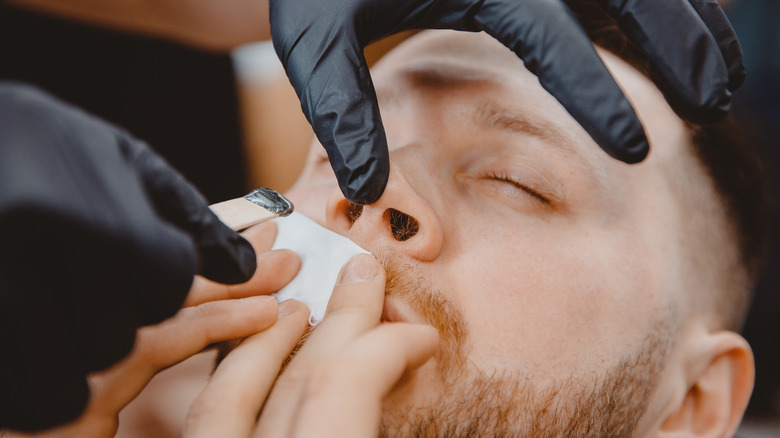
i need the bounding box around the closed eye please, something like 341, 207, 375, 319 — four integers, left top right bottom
486, 172, 551, 206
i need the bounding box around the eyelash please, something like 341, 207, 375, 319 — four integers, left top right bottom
485, 171, 551, 205
313, 153, 552, 205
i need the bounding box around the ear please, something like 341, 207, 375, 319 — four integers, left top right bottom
659, 330, 754, 438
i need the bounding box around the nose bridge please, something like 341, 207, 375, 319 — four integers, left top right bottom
325, 160, 444, 262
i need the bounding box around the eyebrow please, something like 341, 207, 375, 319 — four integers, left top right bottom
471, 100, 574, 153
398, 65, 585, 156
470, 100, 611, 195
388, 64, 610, 190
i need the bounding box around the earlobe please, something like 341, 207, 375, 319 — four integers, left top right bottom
659, 331, 754, 438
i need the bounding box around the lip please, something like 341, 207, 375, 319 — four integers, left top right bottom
380, 295, 427, 325
381, 296, 407, 323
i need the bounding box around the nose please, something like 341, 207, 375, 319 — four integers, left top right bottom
325, 166, 443, 262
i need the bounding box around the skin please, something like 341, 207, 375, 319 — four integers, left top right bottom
5, 30, 753, 438
277, 30, 753, 436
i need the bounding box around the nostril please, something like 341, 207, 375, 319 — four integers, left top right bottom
386, 208, 420, 242
346, 203, 363, 225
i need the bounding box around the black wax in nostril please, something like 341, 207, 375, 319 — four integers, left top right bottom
387, 208, 420, 241
346, 202, 363, 225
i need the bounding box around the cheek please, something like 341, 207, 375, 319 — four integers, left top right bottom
440, 226, 666, 379
284, 177, 337, 226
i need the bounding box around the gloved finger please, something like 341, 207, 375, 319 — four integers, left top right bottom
125, 218, 201, 326
290, 323, 439, 438
184, 300, 310, 438
255, 254, 385, 437
184, 222, 301, 306
597, 0, 736, 123
118, 134, 257, 284
271, 11, 389, 205
474, 0, 648, 163
688, 0, 745, 91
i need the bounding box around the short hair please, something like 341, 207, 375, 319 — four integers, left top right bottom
567, 1, 769, 330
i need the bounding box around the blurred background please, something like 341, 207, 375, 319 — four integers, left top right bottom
720, 1, 780, 436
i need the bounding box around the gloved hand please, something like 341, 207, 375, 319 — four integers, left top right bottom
0, 82, 257, 432
270, 0, 745, 204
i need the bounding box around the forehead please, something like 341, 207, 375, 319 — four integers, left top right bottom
370, 30, 689, 169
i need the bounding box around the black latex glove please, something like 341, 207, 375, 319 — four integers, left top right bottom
0, 82, 257, 432
270, 0, 744, 204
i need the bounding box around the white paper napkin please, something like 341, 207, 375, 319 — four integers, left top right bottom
271, 212, 369, 325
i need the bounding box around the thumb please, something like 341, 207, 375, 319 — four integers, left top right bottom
119, 134, 257, 284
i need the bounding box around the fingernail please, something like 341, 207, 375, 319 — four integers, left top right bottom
336, 254, 378, 285
279, 299, 301, 316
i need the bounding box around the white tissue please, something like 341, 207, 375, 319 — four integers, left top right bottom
271, 212, 369, 325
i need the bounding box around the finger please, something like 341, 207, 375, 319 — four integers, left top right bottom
184, 300, 310, 438
300, 43, 390, 205
184, 222, 299, 306
474, 0, 649, 164
288, 253, 385, 360
688, 0, 744, 91
185, 248, 299, 306
242, 220, 282, 254
269, 0, 390, 204
597, 0, 735, 122
119, 134, 257, 284
255, 254, 385, 436
291, 323, 439, 438
87, 296, 279, 417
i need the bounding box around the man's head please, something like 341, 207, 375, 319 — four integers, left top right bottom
284, 19, 765, 437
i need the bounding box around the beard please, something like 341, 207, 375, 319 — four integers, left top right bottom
215, 250, 673, 437
377, 253, 674, 438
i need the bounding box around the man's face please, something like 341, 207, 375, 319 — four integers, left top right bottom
286, 30, 695, 435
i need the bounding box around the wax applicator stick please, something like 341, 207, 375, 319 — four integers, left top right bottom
209, 188, 294, 231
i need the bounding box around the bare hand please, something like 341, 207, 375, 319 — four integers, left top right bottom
184, 253, 439, 437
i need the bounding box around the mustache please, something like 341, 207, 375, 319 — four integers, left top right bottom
378, 249, 468, 376
214, 250, 468, 376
